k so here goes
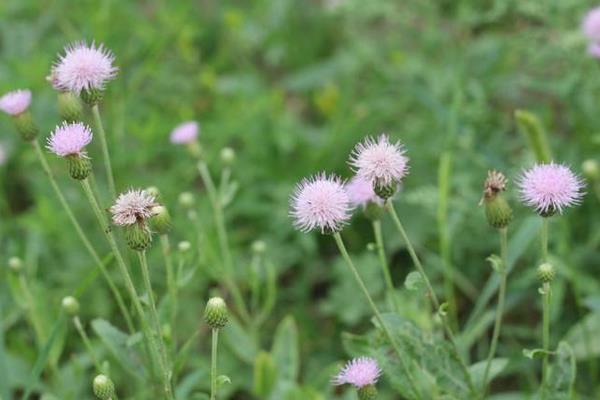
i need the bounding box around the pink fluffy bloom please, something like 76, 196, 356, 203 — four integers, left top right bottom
170, 121, 199, 144
53, 41, 118, 94
583, 7, 600, 42
589, 42, 600, 58
346, 175, 382, 207
349, 134, 409, 187
518, 163, 585, 215
0, 90, 32, 116
46, 122, 93, 157
110, 189, 158, 226
333, 357, 382, 388
290, 172, 351, 233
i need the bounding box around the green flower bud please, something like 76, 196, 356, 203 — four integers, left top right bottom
178, 241, 191, 253
81, 88, 104, 106
537, 263, 555, 284
220, 147, 236, 166
61, 296, 80, 316
93, 374, 115, 400
204, 297, 228, 329
251, 240, 266, 255
582, 159, 600, 181
149, 205, 172, 235
58, 91, 83, 122
8, 256, 23, 272
358, 384, 378, 400
145, 186, 161, 199
13, 111, 38, 142
373, 181, 396, 201
67, 155, 92, 180
125, 223, 152, 251
178, 192, 195, 208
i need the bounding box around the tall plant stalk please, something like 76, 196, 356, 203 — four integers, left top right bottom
31, 140, 134, 333
540, 218, 550, 395
210, 328, 219, 400
91, 104, 116, 198
371, 219, 399, 312
73, 316, 102, 373
161, 234, 178, 343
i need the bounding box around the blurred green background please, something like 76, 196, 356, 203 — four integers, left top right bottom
2, 0, 600, 398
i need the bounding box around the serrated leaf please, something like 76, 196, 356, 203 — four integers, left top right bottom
404, 271, 424, 291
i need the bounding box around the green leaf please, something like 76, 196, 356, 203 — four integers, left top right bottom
222, 315, 258, 364
522, 348, 548, 359
269, 316, 299, 400
515, 109, 552, 163
563, 312, 600, 360
216, 375, 231, 388
543, 342, 576, 400
91, 318, 144, 380
468, 358, 508, 388
254, 351, 276, 398
486, 254, 504, 273
404, 271, 424, 292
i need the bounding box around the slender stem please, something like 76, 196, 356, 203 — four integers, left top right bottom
138, 251, 173, 399
31, 141, 134, 333
18, 274, 45, 346
91, 104, 116, 198
542, 282, 550, 394
333, 233, 421, 400
161, 235, 178, 344
385, 201, 475, 394
541, 218, 549, 263
372, 220, 398, 311
481, 228, 508, 395
210, 328, 219, 400
80, 179, 173, 399
197, 161, 250, 323
73, 316, 102, 372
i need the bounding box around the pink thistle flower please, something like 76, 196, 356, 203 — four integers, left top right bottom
170, 121, 199, 144
53, 41, 118, 94
349, 134, 409, 187
345, 175, 383, 207
583, 7, 600, 43
518, 163, 585, 215
332, 357, 382, 388
110, 189, 158, 226
589, 42, 600, 58
46, 122, 93, 157
290, 172, 352, 233
0, 90, 32, 116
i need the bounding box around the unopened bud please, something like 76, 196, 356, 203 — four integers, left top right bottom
8, 256, 23, 272
220, 147, 236, 165
373, 180, 396, 200
61, 296, 80, 316
482, 171, 512, 229
13, 111, 38, 142
93, 374, 115, 400
67, 155, 92, 180
251, 240, 266, 255
204, 297, 228, 329
178, 241, 191, 253
537, 263, 555, 284
81, 88, 104, 106
149, 205, 172, 235
58, 91, 83, 122
178, 192, 195, 208
357, 384, 378, 400
582, 159, 600, 181
125, 223, 152, 251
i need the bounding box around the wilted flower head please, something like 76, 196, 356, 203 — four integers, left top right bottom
333, 357, 381, 388
349, 134, 409, 187
518, 163, 585, 215
110, 189, 158, 226
53, 41, 118, 94
46, 122, 93, 157
346, 175, 382, 207
481, 170, 507, 201
0, 90, 32, 116
170, 121, 199, 144
290, 172, 351, 233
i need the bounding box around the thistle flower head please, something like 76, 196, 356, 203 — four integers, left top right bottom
333, 357, 381, 388
0, 90, 32, 116
53, 41, 118, 94
110, 189, 158, 226
345, 175, 383, 207
518, 163, 585, 216
290, 172, 351, 234
482, 170, 508, 200
349, 134, 409, 188
170, 121, 199, 144
46, 122, 93, 157
583, 7, 600, 42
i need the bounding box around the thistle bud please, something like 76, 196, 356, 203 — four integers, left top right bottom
178, 241, 191, 253
251, 240, 266, 255
537, 263, 555, 284
81, 88, 104, 106
481, 170, 512, 229
13, 111, 38, 142
58, 91, 83, 122
93, 374, 115, 400
582, 159, 600, 181
8, 256, 23, 272
178, 192, 195, 209
373, 181, 396, 201
125, 223, 152, 251
363, 202, 385, 221
67, 155, 92, 180
204, 297, 228, 329
220, 147, 236, 166
61, 296, 80, 316
145, 186, 161, 199
358, 385, 378, 400
149, 205, 172, 235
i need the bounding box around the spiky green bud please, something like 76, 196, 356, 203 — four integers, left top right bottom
149, 205, 172, 235
220, 147, 236, 166
537, 263, 555, 284
61, 296, 80, 316
67, 155, 92, 180
93, 374, 115, 400
8, 257, 23, 272
125, 223, 152, 251
357, 384, 378, 400
373, 181, 396, 200
204, 297, 228, 329
81, 88, 104, 106
58, 91, 83, 122
13, 111, 38, 142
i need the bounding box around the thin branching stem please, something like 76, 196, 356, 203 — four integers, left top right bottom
73, 316, 102, 373
91, 104, 116, 198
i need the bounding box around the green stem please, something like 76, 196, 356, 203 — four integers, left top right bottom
372, 220, 398, 311
541, 218, 549, 263
481, 227, 508, 395
18, 274, 45, 346
197, 161, 250, 323
385, 201, 475, 394
161, 235, 178, 346
333, 233, 421, 400
32, 141, 135, 333
138, 251, 173, 399
80, 179, 173, 399
210, 328, 219, 400
73, 316, 102, 373
91, 104, 116, 198
542, 282, 551, 395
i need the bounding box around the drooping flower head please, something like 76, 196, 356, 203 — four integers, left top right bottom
46, 122, 93, 157
170, 121, 199, 145
290, 172, 351, 234
518, 163, 585, 216
110, 189, 158, 226
346, 175, 383, 207
53, 41, 118, 94
333, 357, 381, 388
0, 90, 32, 116
349, 134, 409, 198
